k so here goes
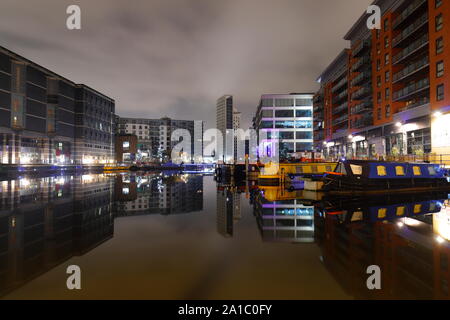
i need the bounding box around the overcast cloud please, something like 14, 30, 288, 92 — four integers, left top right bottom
0, 0, 372, 128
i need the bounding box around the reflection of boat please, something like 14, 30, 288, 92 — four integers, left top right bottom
317, 192, 448, 224
321, 160, 450, 195
258, 162, 337, 186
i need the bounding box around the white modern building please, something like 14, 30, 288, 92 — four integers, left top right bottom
254, 93, 314, 160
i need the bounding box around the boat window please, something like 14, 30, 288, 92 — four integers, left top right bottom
377, 166, 387, 176
413, 166, 421, 176
395, 166, 405, 176
396, 206, 405, 216
378, 208, 387, 218
414, 204, 422, 214
428, 166, 437, 176
350, 164, 363, 175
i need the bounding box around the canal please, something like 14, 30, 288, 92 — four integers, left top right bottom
0, 173, 449, 299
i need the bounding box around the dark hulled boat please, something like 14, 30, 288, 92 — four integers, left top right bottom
322, 160, 450, 195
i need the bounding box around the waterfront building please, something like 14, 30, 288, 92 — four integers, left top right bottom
116, 117, 204, 163
254, 93, 314, 160
314, 0, 450, 161
0, 46, 115, 165
216, 95, 241, 163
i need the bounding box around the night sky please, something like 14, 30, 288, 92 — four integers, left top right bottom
0, 0, 372, 128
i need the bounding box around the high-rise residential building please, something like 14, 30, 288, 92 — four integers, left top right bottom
254, 93, 314, 160
314, 0, 450, 160
216, 95, 240, 163
116, 116, 204, 163
0, 46, 115, 165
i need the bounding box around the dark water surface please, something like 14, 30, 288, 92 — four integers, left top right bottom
0, 173, 449, 299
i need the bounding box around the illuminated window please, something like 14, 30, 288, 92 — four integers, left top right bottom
123, 141, 130, 149
413, 166, 421, 176
350, 164, 363, 175
436, 14, 443, 32
396, 206, 405, 216
378, 208, 387, 218
395, 166, 405, 176
414, 204, 422, 214
377, 166, 387, 176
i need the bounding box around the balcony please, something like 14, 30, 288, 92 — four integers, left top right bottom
393, 0, 427, 30
333, 114, 348, 126
352, 41, 370, 57
352, 57, 371, 72
351, 86, 371, 101
351, 72, 370, 87
332, 76, 348, 93
352, 115, 373, 129
393, 34, 428, 65
393, 14, 428, 48
313, 94, 323, 103
396, 97, 430, 113
393, 56, 429, 83
351, 101, 372, 115
332, 102, 348, 115
332, 89, 348, 104
393, 77, 429, 101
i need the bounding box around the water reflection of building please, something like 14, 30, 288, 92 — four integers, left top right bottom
253, 188, 314, 243
315, 197, 450, 299
0, 175, 114, 296
216, 187, 241, 238
115, 174, 203, 216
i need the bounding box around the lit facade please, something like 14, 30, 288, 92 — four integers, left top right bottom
0, 46, 115, 165
116, 117, 204, 163
254, 93, 314, 160
314, 0, 450, 161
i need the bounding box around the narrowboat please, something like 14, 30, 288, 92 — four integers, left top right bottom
321, 160, 450, 195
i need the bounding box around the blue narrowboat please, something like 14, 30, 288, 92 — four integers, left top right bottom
322, 160, 450, 195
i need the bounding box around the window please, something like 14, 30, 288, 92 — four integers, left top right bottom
377, 92, 382, 104
350, 164, 363, 175
413, 166, 422, 176
261, 110, 273, 118
378, 208, 387, 218
385, 105, 391, 118
436, 0, 442, 8
396, 206, 405, 216
296, 131, 313, 139
377, 76, 381, 87
376, 43, 381, 55
377, 59, 381, 71
437, 61, 444, 78
275, 110, 294, 118
428, 166, 437, 175
414, 204, 422, 214
377, 166, 387, 176
376, 29, 380, 40
385, 53, 390, 65
384, 36, 389, 48
295, 110, 312, 118
385, 88, 390, 100
261, 121, 273, 129
385, 71, 390, 82
294, 120, 312, 129
275, 120, 295, 128
395, 166, 405, 176
377, 108, 381, 120
437, 84, 445, 101
436, 14, 443, 32
122, 141, 130, 149
279, 131, 294, 139
436, 37, 444, 54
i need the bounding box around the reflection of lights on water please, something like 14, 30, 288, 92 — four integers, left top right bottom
11, 217, 16, 228
436, 236, 445, 244
403, 218, 422, 227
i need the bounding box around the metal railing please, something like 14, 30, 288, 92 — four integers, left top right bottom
393, 0, 427, 29
393, 56, 429, 83
393, 14, 428, 47
322, 154, 450, 167
393, 34, 428, 65
393, 77, 429, 101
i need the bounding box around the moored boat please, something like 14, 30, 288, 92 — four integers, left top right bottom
321, 160, 450, 195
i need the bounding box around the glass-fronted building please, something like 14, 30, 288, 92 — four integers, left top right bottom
254, 93, 314, 160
